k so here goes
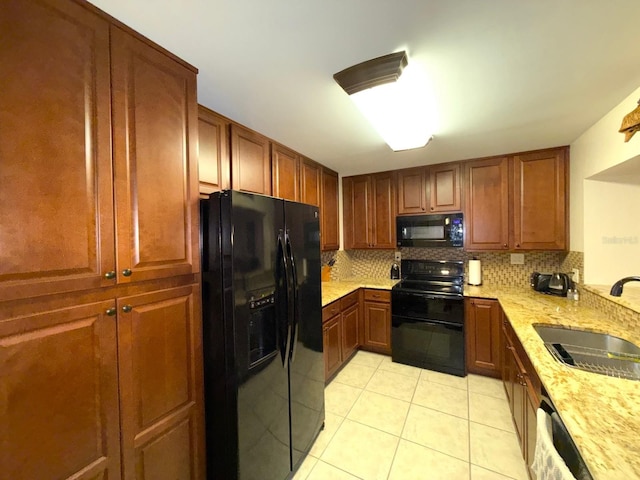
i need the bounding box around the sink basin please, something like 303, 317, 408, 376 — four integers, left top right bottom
533, 324, 640, 381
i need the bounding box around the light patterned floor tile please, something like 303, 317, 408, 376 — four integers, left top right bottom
348, 350, 386, 369
469, 392, 514, 432
470, 422, 528, 480
412, 380, 469, 419
468, 374, 506, 399
292, 454, 318, 480
378, 357, 422, 378
321, 419, 399, 480
420, 369, 469, 390
471, 464, 520, 480
389, 439, 470, 480
306, 460, 361, 480
347, 390, 410, 435
324, 381, 362, 417
402, 404, 469, 462
333, 361, 376, 389
309, 411, 344, 457
365, 369, 418, 402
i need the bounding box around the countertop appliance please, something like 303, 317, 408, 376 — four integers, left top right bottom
530, 272, 552, 292
531, 272, 571, 296
201, 191, 324, 480
396, 213, 464, 248
390, 262, 400, 279
391, 259, 466, 376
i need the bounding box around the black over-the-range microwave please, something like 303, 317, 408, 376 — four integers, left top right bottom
396, 213, 464, 248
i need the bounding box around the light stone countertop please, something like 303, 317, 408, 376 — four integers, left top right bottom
321, 277, 399, 306
466, 285, 640, 480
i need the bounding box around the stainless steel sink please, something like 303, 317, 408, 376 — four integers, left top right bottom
533, 324, 640, 381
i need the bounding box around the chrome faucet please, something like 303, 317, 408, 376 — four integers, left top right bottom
609, 276, 640, 296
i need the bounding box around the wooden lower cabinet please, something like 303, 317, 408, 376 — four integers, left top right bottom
465, 298, 502, 377
341, 302, 359, 361
502, 317, 541, 479
323, 315, 342, 380
362, 289, 391, 355
322, 291, 361, 381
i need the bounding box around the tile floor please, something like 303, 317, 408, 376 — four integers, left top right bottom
293, 351, 528, 480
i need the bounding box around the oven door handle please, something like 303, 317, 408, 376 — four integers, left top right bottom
393, 289, 462, 300
392, 315, 463, 330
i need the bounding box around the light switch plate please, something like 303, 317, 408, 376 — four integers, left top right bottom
395, 251, 402, 262
510, 253, 525, 265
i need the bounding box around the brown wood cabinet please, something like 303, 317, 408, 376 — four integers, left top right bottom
321, 167, 340, 251
1, 2, 205, 478
512, 148, 568, 250
464, 156, 511, 250
502, 317, 541, 478
272, 142, 300, 201
300, 157, 321, 207
322, 290, 360, 380
465, 298, 502, 377
397, 163, 461, 215
230, 124, 271, 195
343, 172, 396, 249
198, 105, 230, 196
362, 289, 392, 354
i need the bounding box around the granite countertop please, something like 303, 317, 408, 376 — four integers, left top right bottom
321, 277, 399, 306
467, 285, 640, 480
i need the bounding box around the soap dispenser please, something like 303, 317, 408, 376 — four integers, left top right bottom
390, 263, 400, 280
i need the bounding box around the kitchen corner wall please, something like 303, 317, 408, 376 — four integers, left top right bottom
322, 249, 584, 287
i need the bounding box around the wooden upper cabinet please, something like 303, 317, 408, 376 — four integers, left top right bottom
464, 157, 510, 250
512, 148, 568, 250
300, 157, 321, 207
230, 124, 271, 195
0, 298, 121, 480
271, 143, 300, 201
397, 167, 427, 214
111, 26, 200, 284
430, 162, 461, 212
371, 172, 396, 248
321, 167, 340, 251
0, 0, 114, 301
198, 105, 230, 196
117, 284, 205, 480
343, 175, 371, 249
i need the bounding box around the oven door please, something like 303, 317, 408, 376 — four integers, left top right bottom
391, 290, 464, 323
391, 315, 465, 376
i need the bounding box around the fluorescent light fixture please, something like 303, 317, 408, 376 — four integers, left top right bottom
334, 51, 436, 151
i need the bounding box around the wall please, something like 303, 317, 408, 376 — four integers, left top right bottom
569, 85, 640, 283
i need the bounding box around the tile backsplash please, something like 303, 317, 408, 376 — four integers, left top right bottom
322, 249, 584, 287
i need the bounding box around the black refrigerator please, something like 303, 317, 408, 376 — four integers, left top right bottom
200, 190, 325, 480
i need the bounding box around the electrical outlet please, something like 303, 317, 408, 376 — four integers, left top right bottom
394, 251, 402, 262
510, 253, 525, 265
572, 268, 580, 284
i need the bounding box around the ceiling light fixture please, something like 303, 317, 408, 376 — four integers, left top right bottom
334, 51, 435, 152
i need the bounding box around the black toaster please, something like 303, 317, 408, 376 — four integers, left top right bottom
530, 272, 552, 292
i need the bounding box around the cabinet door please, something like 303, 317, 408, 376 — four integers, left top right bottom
501, 323, 515, 406
230, 124, 271, 195
321, 167, 340, 251
341, 303, 359, 362
513, 148, 568, 250
111, 27, 200, 285
397, 167, 427, 214
0, 0, 114, 301
371, 172, 396, 249
271, 143, 299, 201
343, 176, 371, 249
198, 105, 230, 196
430, 162, 461, 212
363, 301, 391, 354
465, 298, 502, 377
117, 285, 205, 480
0, 298, 120, 480
464, 157, 510, 250
300, 157, 322, 207
323, 315, 342, 380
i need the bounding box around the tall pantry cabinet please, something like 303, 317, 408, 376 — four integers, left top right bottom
0, 1, 205, 479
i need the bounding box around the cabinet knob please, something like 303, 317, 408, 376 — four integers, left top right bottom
430, 207, 434, 211
104, 271, 116, 280
106, 307, 116, 316
503, 244, 508, 248
122, 268, 132, 277
516, 243, 520, 248
122, 305, 133, 313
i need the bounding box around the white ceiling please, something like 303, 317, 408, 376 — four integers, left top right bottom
91, 0, 640, 176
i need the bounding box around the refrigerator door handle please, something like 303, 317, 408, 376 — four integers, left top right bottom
278, 231, 292, 369
285, 231, 299, 363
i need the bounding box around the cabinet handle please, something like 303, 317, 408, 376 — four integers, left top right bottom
122, 268, 132, 277
516, 243, 520, 248
104, 271, 116, 280
430, 207, 434, 211
106, 307, 116, 316
122, 305, 133, 313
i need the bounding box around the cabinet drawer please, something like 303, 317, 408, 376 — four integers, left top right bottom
340, 290, 359, 310
322, 300, 341, 323
363, 289, 390, 303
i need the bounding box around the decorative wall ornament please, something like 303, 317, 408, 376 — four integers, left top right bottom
619, 99, 640, 142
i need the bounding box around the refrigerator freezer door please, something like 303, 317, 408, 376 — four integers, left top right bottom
283, 201, 325, 471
